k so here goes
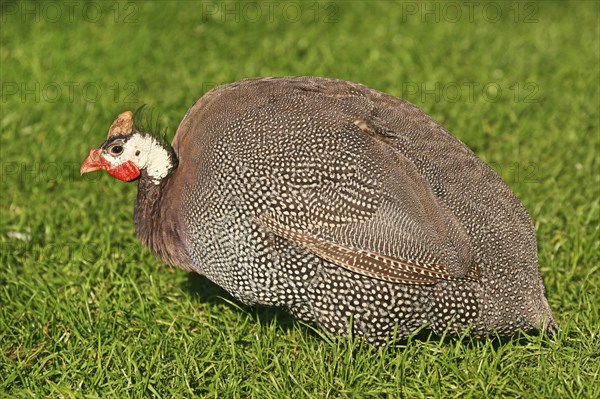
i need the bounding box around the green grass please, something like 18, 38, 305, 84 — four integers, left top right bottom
1, 1, 598, 397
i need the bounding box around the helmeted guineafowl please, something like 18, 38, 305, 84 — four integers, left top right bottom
81, 76, 556, 345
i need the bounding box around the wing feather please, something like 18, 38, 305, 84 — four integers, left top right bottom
262, 215, 478, 285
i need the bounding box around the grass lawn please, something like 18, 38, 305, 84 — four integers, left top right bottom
1, 1, 598, 397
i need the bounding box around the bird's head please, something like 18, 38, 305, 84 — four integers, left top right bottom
80, 111, 175, 184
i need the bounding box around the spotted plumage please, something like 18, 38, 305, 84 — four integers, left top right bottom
81, 76, 556, 345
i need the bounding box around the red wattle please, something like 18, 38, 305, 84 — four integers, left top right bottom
107, 160, 141, 182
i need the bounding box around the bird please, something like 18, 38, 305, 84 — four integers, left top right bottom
80, 76, 556, 345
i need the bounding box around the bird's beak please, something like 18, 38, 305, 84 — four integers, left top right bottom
80, 148, 109, 175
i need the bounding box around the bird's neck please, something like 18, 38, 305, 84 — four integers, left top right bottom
133, 143, 192, 270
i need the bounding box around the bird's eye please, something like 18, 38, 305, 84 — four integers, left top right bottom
110, 145, 123, 155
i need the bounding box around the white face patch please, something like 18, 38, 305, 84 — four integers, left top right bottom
103, 133, 173, 184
